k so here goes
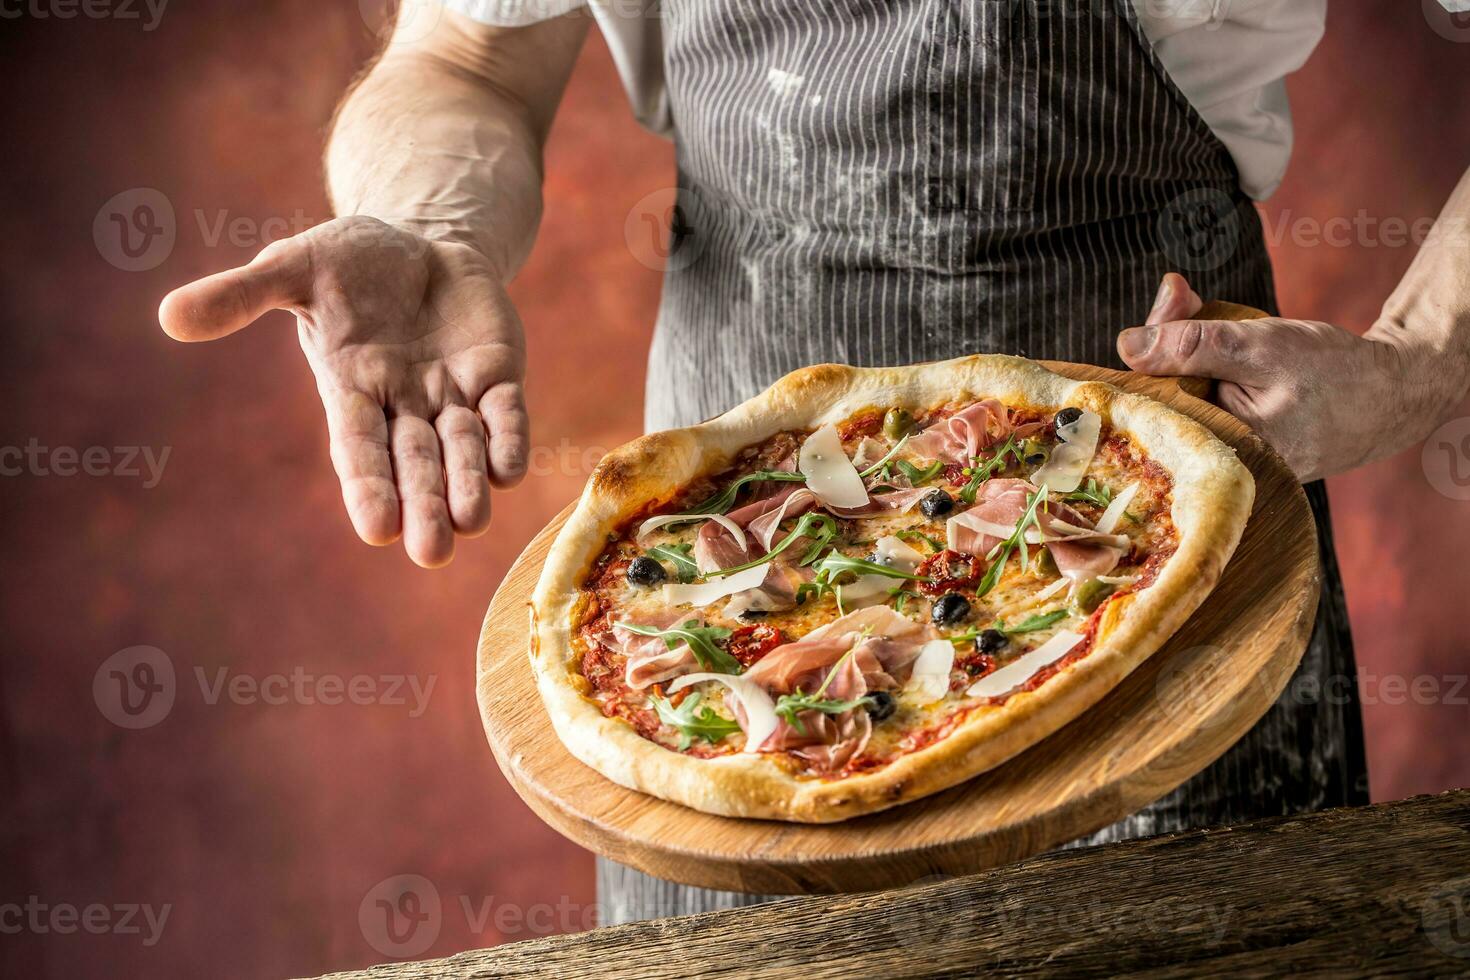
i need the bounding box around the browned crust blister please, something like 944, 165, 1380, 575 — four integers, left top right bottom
529, 355, 1254, 823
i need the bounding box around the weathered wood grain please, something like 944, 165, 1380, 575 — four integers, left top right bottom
473, 304, 1322, 895
310, 791, 1470, 979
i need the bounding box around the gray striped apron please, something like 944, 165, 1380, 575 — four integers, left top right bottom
604, 0, 1368, 923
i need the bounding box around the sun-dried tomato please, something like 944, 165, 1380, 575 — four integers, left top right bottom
726, 624, 787, 667
838, 411, 884, 440
954, 648, 996, 678
916, 549, 982, 597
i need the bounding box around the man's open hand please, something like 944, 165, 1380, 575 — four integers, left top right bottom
1118, 272, 1465, 483
159, 216, 529, 568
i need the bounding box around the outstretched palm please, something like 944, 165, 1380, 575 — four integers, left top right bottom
159, 216, 529, 567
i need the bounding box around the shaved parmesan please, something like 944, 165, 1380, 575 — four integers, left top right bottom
662, 564, 770, 607
840, 535, 927, 605
1096, 574, 1137, 586
966, 630, 1084, 699
851, 436, 887, 470
798, 423, 869, 509
906, 639, 955, 704
1033, 576, 1071, 601
1030, 410, 1101, 493
1094, 481, 1140, 535
637, 513, 747, 551
668, 672, 779, 752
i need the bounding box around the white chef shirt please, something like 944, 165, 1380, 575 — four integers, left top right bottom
443, 0, 1330, 200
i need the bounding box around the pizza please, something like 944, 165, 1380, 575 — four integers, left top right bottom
529, 355, 1254, 823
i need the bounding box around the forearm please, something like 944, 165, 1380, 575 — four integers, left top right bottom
1368, 167, 1470, 426
325, 13, 587, 281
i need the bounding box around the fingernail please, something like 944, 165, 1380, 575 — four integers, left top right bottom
1147, 279, 1174, 323
1120, 326, 1156, 359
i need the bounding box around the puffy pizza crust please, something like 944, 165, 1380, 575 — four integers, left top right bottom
530, 356, 1254, 823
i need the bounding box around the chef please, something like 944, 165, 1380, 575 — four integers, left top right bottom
159, 1, 1469, 924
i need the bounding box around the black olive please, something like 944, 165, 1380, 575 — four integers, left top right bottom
920, 489, 954, 518
626, 556, 667, 587
1055, 406, 1083, 429
865, 690, 897, 721
976, 629, 1009, 654
931, 593, 971, 626
738, 608, 770, 621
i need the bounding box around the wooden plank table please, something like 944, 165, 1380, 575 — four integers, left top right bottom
311, 791, 1470, 978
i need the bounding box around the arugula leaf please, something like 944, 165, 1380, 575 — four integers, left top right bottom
646, 543, 697, 583
857, 434, 911, 479
691, 470, 808, 515
796, 550, 928, 608
896, 528, 944, 553
772, 649, 872, 735
974, 484, 1049, 598
959, 433, 1025, 504
774, 691, 873, 735
1063, 478, 1113, 509
995, 609, 1069, 634
894, 458, 944, 485
650, 692, 741, 750
889, 588, 919, 614
948, 608, 1069, 645
712, 512, 838, 577
812, 552, 925, 583
613, 619, 740, 674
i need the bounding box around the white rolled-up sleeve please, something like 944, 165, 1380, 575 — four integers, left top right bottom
441, 0, 586, 26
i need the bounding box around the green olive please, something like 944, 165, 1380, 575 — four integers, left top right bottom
1021, 437, 1049, 466
1035, 548, 1058, 576
1074, 578, 1116, 613
883, 408, 915, 440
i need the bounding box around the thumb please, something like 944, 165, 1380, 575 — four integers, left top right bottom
1116, 318, 1255, 382
158, 239, 310, 342
1145, 272, 1203, 326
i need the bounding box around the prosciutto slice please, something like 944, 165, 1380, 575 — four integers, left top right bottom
762, 652, 873, 773
744, 605, 937, 695
946, 478, 1127, 583
694, 518, 751, 574
695, 496, 808, 616
905, 399, 1011, 464
828, 486, 930, 519
724, 563, 808, 619
744, 488, 819, 550
602, 611, 703, 690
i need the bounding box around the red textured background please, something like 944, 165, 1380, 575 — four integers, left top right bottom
2, 3, 1467, 977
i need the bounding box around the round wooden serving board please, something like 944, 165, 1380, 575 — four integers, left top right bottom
476, 307, 1319, 895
